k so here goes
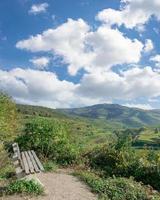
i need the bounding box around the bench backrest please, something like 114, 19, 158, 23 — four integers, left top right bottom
12, 143, 21, 160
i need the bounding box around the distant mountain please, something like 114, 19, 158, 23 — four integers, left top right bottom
59, 104, 160, 128
17, 103, 160, 128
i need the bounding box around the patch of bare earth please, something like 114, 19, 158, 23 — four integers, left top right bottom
1, 170, 97, 200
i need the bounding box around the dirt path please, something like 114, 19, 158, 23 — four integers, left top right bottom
1, 170, 97, 200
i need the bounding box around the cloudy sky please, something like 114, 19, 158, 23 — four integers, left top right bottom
1, 0, 160, 109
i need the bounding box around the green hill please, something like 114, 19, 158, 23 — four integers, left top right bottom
59, 104, 160, 128
16, 103, 160, 149
17, 103, 160, 128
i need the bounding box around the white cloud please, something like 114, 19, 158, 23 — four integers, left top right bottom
144, 39, 154, 53
1, 66, 160, 108
86, 26, 143, 70
76, 67, 160, 100
123, 103, 153, 110
0, 68, 76, 108
150, 54, 160, 68
97, 0, 160, 29
29, 3, 49, 15
0, 68, 107, 108
150, 54, 160, 63
16, 18, 143, 75
16, 19, 92, 75
30, 57, 50, 69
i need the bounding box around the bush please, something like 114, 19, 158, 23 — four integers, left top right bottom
17, 118, 79, 165
75, 171, 154, 200
0, 93, 19, 177
0, 93, 19, 142
4, 179, 44, 196
87, 136, 160, 191
0, 144, 14, 180
43, 161, 58, 172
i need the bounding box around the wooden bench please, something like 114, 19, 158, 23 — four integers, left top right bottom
12, 143, 44, 179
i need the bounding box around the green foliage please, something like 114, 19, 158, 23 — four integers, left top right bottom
0, 93, 19, 142
17, 118, 79, 165
87, 135, 160, 191
0, 93, 19, 178
75, 171, 156, 200
17, 104, 67, 119
4, 179, 44, 196
133, 127, 160, 149
43, 161, 58, 172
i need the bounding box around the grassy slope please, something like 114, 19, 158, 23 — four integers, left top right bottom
16, 104, 114, 149
59, 104, 160, 128
16, 104, 160, 149
18, 103, 160, 128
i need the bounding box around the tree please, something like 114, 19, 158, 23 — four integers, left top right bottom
0, 93, 19, 176
0, 93, 19, 142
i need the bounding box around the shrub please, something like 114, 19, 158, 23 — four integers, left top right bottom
0, 93, 19, 177
0, 143, 14, 180
17, 118, 79, 165
75, 171, 152, 200
87, 136, 160, 191
4, 179, 44, 196
0, 93, 19, 142
43, 161, 58, 172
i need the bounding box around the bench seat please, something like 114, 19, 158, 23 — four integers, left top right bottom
12, 143, 44, 178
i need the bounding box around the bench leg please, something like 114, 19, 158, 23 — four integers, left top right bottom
13, 154, 25, 179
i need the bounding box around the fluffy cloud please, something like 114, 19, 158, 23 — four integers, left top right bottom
0, 68, 76, 108
1, 67, 160, 108
123, 103, 153, 110
0, 68, 107, 108
97, 0, 160, 29
13, 7, 160, 108
16, 19, 92, 75
150, 54, 160, 67
144, 39, 154, 53
150, 55, 160, 63
30, 57, 50, 69
16, 19, 143, 75
29, 3, 49, 15
86, 26, 143, 70
76, 67, 160, 100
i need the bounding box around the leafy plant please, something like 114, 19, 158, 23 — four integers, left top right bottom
4, 179, 44, 196
17, 118, 79, 165
75, 171, 154, 200
0, 93, 19, 142
87, 135, 160, 191
0, 93, 19, 178
43, 161, 58, 172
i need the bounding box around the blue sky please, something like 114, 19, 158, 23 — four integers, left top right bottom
1, 0, 160, 109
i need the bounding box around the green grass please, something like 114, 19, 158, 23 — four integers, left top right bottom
74, 171, 160, 200
43, 161, 58, 172
133, 128, 160, 149
138, 129, 160, 143
2, 179, 44, 196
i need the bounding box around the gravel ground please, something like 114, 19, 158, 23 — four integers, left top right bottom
1, 171, 97, 200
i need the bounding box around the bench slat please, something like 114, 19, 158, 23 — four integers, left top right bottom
28, 151, 40, 173
12, 143, 21, 160
24, 151, 35, 174
31, 150, 44, 171
13, 142, 44, 176
21, 152, 30, 175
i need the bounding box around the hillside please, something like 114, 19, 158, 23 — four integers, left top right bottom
17, 103, 160, 128
17, 104, 67, 119
59, 104, 160, 128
